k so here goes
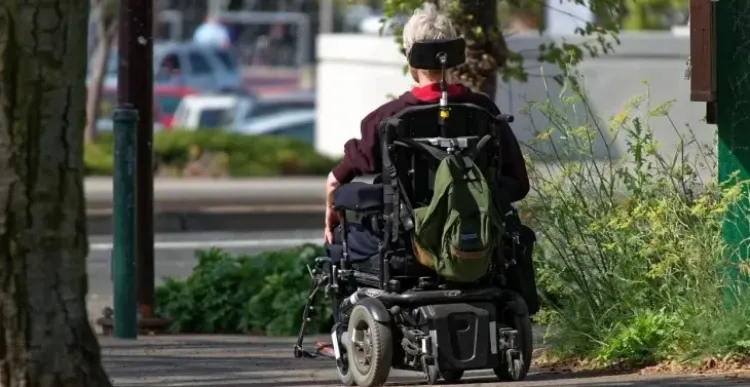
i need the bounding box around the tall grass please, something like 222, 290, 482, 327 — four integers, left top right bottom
522, 78, 750, 365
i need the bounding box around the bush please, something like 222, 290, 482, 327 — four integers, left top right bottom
85, 130, 338, 177
154, 245, 333, 336
525, 82, 750, 365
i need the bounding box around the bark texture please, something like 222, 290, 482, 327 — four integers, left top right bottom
448, 0, 506, 97
0, 1, 112, 386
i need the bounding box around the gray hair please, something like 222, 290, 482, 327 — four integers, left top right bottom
402, 3, 457, 56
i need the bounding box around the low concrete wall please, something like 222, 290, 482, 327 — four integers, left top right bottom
84, 178, 326, 234
316, 32, 713, 179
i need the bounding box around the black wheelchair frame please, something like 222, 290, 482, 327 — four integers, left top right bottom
293, 37, 536, 387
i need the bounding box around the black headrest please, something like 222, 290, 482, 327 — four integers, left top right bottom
407, 38, 466, 70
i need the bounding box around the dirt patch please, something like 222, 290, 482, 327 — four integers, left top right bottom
534, 348, 750, 379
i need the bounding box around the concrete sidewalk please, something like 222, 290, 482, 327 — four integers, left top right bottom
101, 335, 750, 387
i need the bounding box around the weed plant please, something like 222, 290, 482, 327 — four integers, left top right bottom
524, 79, 750, 365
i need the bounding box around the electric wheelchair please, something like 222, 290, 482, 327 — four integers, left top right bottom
294, 37, 539, 387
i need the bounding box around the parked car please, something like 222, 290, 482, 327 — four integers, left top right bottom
153, 85, 197, 129
228, 90, 315, 130
100, 42, 241, 92
171, 94, 240, 130
171, 90, 314, 131
233, 109, 315, 144
97, 85, 192, 130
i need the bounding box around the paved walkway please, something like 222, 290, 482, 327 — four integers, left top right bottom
101, 335, 750, 387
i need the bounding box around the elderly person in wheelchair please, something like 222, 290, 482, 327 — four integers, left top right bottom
294, 4, 539, 387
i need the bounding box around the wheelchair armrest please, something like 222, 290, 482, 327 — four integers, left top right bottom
352, 175, 380, 184
333, 182, 384, 212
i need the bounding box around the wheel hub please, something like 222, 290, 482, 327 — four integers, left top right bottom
352, 326, 374, 373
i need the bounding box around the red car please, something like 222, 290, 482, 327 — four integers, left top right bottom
99, 85, 196, 130
153, 85, 196, 129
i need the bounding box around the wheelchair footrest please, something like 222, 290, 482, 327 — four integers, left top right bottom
293, 345, 317, 359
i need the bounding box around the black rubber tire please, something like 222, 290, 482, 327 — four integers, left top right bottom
440, 369, 464, 383
424, 362, 439, 385
347, 305, 393, 387
494, 292, 533, 381
336, 329, 355, 386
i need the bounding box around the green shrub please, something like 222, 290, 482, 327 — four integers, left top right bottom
84, 141, 114, 175
154, 245, 333, 336
85, 130, 338, 177
525, 82, 750, 365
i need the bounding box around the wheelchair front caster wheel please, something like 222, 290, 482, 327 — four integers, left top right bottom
421, 357, 438, 385
347, 305, 392, 387
440, 369, 464, 383
336, 356, 355, 386
494, 293, 533, 381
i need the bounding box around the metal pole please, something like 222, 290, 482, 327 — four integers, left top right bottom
118, 0, 155, 321
133, 0, 155, 319
112, 107, 138, 339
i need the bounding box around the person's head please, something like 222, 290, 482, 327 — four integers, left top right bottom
402, 3, 458, 86
205, 14, 219, 24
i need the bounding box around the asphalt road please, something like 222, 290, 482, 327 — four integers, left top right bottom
87, 229, 321, 322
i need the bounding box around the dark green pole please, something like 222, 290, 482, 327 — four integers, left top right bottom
112, 107, 138, 339
716, 0, 750, 300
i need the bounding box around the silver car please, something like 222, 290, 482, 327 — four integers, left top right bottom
100, 42, 241, 92
233, 109, 316, 145
228, 90, 315, 131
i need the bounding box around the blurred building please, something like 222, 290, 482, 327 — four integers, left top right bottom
545, 0, 593, 35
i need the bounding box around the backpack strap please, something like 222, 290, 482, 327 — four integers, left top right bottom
380, 121, 416, 242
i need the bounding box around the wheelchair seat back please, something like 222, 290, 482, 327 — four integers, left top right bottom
380, 103, 501, 208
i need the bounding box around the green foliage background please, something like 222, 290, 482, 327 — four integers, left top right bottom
154, 245, 332, 336
84, 131, 338, 177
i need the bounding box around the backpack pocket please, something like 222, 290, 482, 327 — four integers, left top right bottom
450, 213, 490, 259
440, 212, 491, 282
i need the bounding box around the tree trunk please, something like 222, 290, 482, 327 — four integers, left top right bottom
0, 1, 112, 386
450, 0, 507, 98
84, 14, 117, 144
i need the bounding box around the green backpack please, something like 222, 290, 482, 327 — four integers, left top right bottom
411, 154, 504, 282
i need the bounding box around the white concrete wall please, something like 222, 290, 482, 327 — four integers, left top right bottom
316, 34, 413, 157
315, 33, 714, 177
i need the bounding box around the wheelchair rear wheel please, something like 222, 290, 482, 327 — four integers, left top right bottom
347, 305, 393, 387
494, 292, 533, 382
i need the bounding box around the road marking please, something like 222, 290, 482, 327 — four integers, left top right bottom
89, 238, 321, 251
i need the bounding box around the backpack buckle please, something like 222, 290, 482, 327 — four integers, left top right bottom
399, 203, 414, 231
